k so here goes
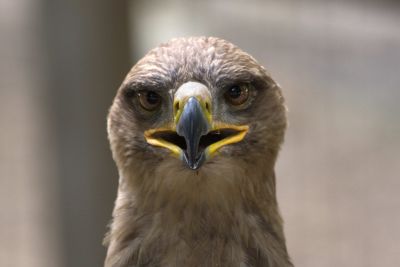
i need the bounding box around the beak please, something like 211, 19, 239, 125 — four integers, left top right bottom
176, 96, 209, 169
144, 82, 248, 170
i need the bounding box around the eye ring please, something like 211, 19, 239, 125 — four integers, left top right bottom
224, 85, 250, 106
137, 90, 162, 111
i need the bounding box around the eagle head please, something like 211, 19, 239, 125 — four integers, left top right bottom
108, 37, 286, 189
105, 37, 291, 267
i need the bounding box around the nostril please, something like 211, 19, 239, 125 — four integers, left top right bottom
205, 102, 211, 113
174, 101, 180, 112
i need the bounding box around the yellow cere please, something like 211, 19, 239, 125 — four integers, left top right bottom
173, 99, 183, 124
173, 96, 212, 125
199, 98, 212, 125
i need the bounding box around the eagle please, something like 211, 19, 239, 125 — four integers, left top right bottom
104, 37, 293, 267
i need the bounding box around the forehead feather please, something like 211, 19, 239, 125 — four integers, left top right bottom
124, 37, 265, 88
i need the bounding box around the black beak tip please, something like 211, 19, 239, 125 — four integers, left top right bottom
188, 163, 200, 170
183, 151, 206, 170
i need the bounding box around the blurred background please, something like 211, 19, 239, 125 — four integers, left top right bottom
1, 0, 399, 266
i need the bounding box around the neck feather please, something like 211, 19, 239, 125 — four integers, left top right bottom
105, 160, 292, 267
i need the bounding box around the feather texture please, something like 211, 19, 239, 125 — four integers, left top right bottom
105, 37, 293, 267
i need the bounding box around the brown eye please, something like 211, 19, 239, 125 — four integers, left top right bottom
225, 85, 250, 106
138, 91, 161, 111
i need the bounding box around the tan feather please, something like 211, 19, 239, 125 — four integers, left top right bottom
105, 37, 293, 267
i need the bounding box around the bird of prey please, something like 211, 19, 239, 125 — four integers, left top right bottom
104, 37, 293, 267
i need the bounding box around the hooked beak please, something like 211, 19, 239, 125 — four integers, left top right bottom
176, 96, 209, 169
144, 82, 248, 170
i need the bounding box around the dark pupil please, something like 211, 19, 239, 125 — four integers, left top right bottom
146, 92, 160, 104
228, 86, 242, 99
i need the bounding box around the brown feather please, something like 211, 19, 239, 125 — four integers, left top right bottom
105, 37, 293, 267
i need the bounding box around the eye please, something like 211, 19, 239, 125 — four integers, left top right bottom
137, 90, 162, 111
224, 85, 250, 106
